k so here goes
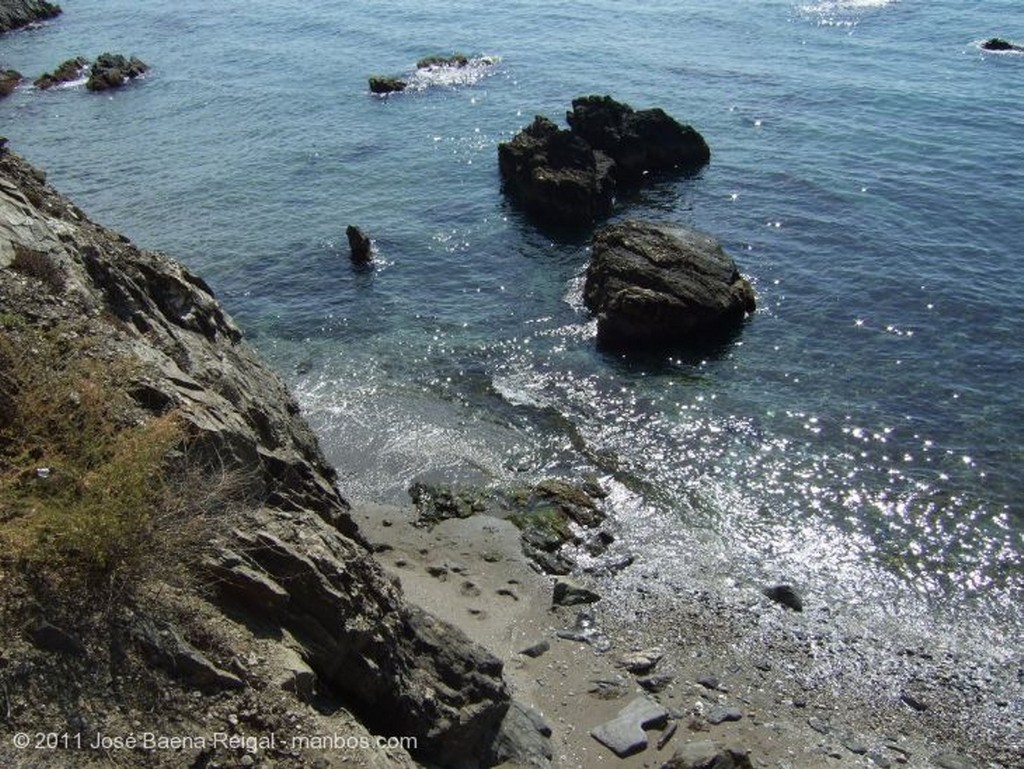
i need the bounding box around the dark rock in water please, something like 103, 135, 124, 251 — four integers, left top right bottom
498, 115, 616, 226
486, 700, 554, 768
417, 53, 469, 69
567, 95, 711, 183
981, 37, 1014, 51
0, 0, 61, 34
345, 224, 373, 264
33, 56, 88, 90
85, 53, 148, 92
498, 95, 709, 227
763, 583, 804, 612
663, 740, 754, 769
368, 75, 407, 94
583, 220, 756, 349
0, 69, 21, 97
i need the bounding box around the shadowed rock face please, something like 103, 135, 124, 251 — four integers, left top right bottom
0, 145, 510, 766
498, 95, 709, 227
0, 0, 61, 34
583, 220, 755, 349
498, 115, 616, 227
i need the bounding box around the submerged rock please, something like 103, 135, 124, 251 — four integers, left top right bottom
583, 220, 756, 349
417, 52, 470, 69
85, 52, 148, 91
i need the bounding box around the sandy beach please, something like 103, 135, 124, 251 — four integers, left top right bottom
353, 499, 1016, 769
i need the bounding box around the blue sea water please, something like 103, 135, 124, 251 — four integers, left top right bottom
3, 0, 1022, 679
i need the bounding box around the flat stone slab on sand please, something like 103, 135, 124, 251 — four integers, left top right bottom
590, 695, 669, 757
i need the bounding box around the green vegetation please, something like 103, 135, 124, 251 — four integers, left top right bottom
0, 328, 204, 618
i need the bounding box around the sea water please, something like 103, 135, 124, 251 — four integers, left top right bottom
2, 0, 1022, 691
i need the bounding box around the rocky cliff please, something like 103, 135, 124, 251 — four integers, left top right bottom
0, 0, 60, 33
0, 143, 510, 767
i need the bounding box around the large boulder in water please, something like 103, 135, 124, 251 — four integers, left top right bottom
583, 220, 755, 348
498, 95, 709, 227
566, 95, 711, 183
498, 115, 616, 226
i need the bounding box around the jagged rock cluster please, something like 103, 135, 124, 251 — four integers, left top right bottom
498, 95, 710, 227
500, 95, 756, 350
0, 0, 60, 34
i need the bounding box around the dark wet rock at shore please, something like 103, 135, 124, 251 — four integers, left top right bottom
498, 95, 709, 227
86, 52, 148, 91
33, 55, 88, 89
0, 0, 61, 34
763, 583, 804, 612
583, 220, 756, 349
345, 223, 373, 264
0, 69, 21, 97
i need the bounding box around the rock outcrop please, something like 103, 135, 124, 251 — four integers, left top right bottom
346, 223, 373, 264
583, 220, 755, 348
0, 69, 21, 97
0, 144, 510, 766
85, 52, 148, 91
0, 0, 60, 34
33, 56, 88, 89
498, 95, 709, 226
981, 37, 1020, 51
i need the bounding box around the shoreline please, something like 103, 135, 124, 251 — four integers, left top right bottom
352, 498, 1018, 768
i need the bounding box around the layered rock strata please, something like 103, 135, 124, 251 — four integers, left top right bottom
0, 145, 510, 767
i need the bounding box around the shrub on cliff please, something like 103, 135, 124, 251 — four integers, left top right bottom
0, 327, 230, 620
